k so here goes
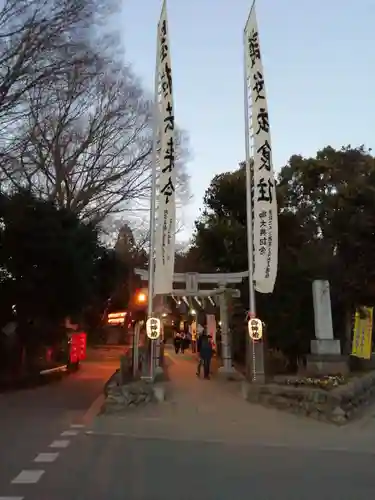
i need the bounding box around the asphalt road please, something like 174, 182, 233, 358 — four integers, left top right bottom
4, 432, 375, 500
0, 346, 120, 498
2, 347, 375, 500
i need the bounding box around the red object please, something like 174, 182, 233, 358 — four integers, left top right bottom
46, 348, 53, 362
69, 332, 87, 363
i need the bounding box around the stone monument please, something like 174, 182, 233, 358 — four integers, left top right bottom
306, 280, 348, 375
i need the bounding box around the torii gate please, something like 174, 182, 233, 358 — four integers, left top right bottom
134, 268, 248, 377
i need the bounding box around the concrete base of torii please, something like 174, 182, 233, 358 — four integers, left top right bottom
217, 365, 244, 381
155, 366, 164, 376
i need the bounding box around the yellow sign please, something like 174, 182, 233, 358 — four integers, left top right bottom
351, 307, 373, 359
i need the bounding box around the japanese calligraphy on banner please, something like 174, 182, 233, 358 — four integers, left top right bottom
351, 307, 373, 360
154, 0, 176, 295
244, 3, 278, 294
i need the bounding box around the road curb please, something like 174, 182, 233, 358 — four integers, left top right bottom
104, 369, 120, 397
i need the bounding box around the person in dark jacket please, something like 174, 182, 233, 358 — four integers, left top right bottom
173, 330, 181, 354
180, 331, 186, 353
196, 330, 213, 379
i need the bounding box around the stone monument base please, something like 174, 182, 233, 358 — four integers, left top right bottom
311, 339, 341, 356
305, 354, 349, 377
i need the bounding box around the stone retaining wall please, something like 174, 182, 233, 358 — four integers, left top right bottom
242, 371, 375, 425
102, 370, 166, 414
105, 380, 156, 412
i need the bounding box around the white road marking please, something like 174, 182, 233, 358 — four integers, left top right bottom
34, 452, 59, 463
49, 440, 70, 448
70, 424, 85, 428
39, 365, 67, 375
0, 497, 24, 500
11, 470, 44, 484
61, 430, 79, 436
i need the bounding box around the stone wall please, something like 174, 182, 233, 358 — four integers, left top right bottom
103, 375, 166, 414
105, 381, 155, 413
242, 371, 375, 425
102, 369, 166, 414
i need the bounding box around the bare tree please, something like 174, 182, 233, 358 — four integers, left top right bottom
0, 0, 114, 182
6, 62, 190, 221
10, 61, 152, 220
0, 0, 110, 124
121, 217, 187, 256
0, 0, 191, 222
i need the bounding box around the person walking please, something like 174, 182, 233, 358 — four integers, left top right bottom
173, 330, 181, 354
196, 329, 213, 379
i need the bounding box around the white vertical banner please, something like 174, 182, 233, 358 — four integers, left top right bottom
154, 0, 176, 295
244, 3, 278, 294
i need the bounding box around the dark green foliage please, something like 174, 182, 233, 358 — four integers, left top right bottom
189, 146, 375, 360
0, 190, 123, 343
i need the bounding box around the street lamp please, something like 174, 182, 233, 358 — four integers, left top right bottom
190, 309, 196, 315
136, 292, 147, 304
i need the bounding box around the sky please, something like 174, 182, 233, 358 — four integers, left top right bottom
117, 0, 375, 241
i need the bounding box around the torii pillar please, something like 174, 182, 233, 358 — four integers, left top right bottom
134, 269, 246, 379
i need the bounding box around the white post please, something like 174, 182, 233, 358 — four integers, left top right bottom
147, 22, 160, 381
243, 16, 258, 382
133, 322, 140, 378
154, 296, 164, 375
